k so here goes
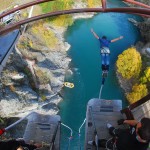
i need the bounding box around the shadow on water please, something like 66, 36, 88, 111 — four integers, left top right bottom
58, 0, 143, 149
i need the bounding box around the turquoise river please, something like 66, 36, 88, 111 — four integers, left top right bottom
58, 0, 143, 149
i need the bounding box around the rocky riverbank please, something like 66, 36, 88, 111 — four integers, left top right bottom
0, 1, 97, 120
116, 18, 150, 99
0, 23, 71, 117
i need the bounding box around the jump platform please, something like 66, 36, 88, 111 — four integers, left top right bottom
85, 98, 123, 150
23, 112, 61, 150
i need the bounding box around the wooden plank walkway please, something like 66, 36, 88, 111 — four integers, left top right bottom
23, 112, 60, 150
85, 98, 123, 150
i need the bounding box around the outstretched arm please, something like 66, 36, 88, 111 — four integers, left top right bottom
111, 36, 123, 43
91, 28, 99, 39
124, 119, 138, 126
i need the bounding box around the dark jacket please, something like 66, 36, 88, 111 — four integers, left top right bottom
0, 139, 37, 150
116, 127, 149, 150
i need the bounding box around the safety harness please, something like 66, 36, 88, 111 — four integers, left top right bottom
101, 47, 110, 54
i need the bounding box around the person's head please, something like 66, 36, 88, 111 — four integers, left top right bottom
136, 117, 150, 143
16, 146, 24, 150
17, 148, 23, 150
102, 36, 107, 39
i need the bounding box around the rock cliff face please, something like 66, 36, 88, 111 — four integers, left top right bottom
128, 18, 150, 44
0, 23, 71, 118
0, 0, 96, 118
116, 18, 150, 98
135, 19, 150, 58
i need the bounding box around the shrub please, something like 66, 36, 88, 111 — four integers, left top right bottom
126, 84, 148, 104
116, 47, 142, 79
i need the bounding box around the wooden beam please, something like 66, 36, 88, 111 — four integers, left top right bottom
101, 0, 107, 9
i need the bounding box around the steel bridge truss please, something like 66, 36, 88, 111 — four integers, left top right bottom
0, 0, 150, 35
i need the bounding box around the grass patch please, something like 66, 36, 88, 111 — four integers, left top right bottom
40, 0, 74, 27
40, 0, 74, 13
47, 15, 73, 27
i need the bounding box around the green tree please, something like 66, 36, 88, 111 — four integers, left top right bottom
116, 47, 142, 79
126, 84, 148, 104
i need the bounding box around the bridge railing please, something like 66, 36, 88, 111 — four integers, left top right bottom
121, 94, 150, 119
0, 0, 150, 35
123, 0, 150, 9
0, 0, 56, 29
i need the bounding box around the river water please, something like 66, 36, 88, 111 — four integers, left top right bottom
58, 0, 143, 149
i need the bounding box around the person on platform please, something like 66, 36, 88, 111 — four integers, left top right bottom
88, 117, 150, 150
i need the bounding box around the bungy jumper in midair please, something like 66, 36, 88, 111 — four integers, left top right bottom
90, 28, 123, 78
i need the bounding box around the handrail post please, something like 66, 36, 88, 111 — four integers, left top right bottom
79, 118, 86, 134
78, 118, 86, 150
101, 0, 106, 10
61, 123, 73, 137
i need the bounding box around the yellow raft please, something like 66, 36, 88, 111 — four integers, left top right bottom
63, 82, 74, 88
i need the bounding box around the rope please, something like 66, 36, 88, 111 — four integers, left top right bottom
99, 83, 104, 99
61, 123, 73, 150
99, 76, 106, 99
78, 118, 86, 150
61, 123, 73, 137
105, 137, 117, 150
99, 66, 108, 99
106, 137, 113, 150
66, 136, 72, 150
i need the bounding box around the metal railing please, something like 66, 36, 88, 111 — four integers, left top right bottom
0, 0, 150, 35
121, 94, 150, 119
